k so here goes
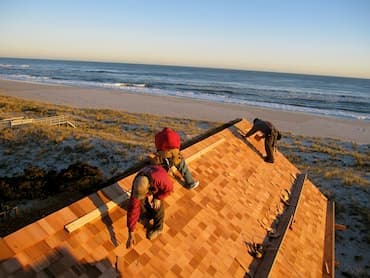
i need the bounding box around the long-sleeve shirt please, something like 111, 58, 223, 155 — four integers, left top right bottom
127, 165, 173, 232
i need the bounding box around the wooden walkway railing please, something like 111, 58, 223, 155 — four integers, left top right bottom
0, 205, 18, 222
0, 115, 76, 129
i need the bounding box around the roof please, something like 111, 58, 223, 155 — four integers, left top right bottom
0, 119, 333, 277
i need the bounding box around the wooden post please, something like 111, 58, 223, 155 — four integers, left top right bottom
323, 201, 335, 278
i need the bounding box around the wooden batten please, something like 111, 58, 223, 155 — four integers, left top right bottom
323, 201, 335, 278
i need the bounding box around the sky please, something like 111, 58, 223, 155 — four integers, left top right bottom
0, 0, 370, 78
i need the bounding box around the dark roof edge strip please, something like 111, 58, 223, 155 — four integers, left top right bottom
181, 118, 242, 150
253, 173, 307, 278
103, 118, 242, 186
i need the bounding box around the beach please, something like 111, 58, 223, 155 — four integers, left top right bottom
1, 79, 369, 144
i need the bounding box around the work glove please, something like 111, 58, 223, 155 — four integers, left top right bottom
152, 198, 161, 210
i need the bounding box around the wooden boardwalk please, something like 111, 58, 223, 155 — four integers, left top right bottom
0, 115, 76, 129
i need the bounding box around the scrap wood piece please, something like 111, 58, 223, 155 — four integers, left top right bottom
325, 262, 330, 274
335, 224, 346, 231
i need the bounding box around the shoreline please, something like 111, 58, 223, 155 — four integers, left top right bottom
0, 79, 369, 143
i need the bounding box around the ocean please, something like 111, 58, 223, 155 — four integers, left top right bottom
0, 57, 369, 121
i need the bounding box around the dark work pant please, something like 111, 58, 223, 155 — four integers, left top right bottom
264, 136, 275, 163
140, 198, 165, 231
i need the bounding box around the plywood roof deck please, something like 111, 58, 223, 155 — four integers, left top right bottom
0, 119, 332, 277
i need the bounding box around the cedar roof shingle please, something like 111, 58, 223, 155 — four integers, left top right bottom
0, 119, 333, 277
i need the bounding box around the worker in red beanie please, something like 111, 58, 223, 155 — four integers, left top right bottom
154, 127, 199, 189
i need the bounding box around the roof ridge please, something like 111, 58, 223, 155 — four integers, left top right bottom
100, 118, 242, 188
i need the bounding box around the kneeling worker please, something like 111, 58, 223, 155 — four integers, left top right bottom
126, 165, 173, 248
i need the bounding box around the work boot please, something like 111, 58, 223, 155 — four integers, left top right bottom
186, 180, 199, 190
264, 157, 274, 163
147, 229, 162, 240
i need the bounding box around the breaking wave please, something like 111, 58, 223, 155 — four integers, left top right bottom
0, 58, 369, 121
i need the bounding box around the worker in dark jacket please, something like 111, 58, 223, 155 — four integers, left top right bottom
154, 127, 199, 189
244, 118, 282, 163
126, 165, 173, 248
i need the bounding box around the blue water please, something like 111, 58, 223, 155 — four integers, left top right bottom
0, 57, 369, 120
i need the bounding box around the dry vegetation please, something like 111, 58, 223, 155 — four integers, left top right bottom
279, 132, 370, 277
0, 95, 219, 178
0, 95, 369, 277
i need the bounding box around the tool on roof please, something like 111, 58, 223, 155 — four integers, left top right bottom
248, 242, 264, 259
280, 189, 291, 206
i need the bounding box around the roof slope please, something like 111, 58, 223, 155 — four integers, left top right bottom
0, 119, 331, 277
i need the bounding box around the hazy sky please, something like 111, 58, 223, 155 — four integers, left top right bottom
1, 0, 370, 78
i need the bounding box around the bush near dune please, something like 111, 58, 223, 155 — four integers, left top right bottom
57, 162, 104, 193
0, 163, 104, 201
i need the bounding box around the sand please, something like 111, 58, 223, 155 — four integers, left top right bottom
0, 79, 369, 144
